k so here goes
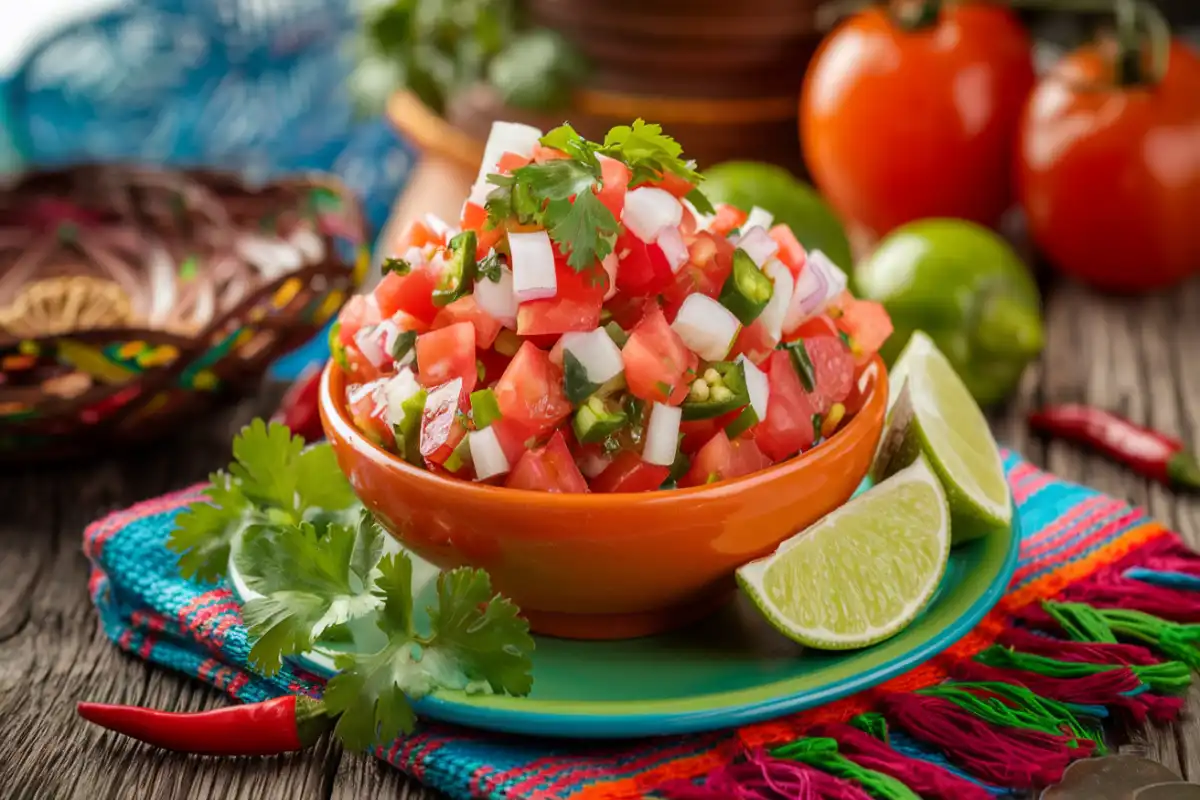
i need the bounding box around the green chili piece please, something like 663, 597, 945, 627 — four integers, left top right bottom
724, 406, 759, 439
603, 321, 629, 348
681, 361, 751, 421
328, 321, 349, 371
719, 248, 773, 325
470, 388, 502, 429
563, 350, 601, 404
443, 435, 474, 474
381, 257, 412, 276
780, 340, 816, 392
389, 330, 417, 362
573, 396, 628, 444
396, 389, 428, 466
432, 230, 478, 307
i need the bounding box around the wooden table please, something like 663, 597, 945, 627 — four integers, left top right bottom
2, 277, 1199, 799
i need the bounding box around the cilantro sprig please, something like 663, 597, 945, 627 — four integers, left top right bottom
170, 419, 535, 750
484, 119, 712, 271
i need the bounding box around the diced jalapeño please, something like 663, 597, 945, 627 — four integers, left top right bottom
470, 388, 502, 429
719, 248, 773, 325
573, 396, 628, 444
779, 340, 816, 392
395, 388, 428, 466
328, 321, 349, 371
681, 361, 751, 421
603, 321, 629, 349
724, 406, 759, 439
562, 350, 601, 404
389, 329, 417, 363
443, 434, 474, 474
432, 230, 478, 307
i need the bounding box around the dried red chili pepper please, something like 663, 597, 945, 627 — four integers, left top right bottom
1028, 404, 1200, 490
77, 695, 333, 755
274, 364, 325, 443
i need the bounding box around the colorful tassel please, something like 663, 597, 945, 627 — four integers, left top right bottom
996, 628, 1161, 667
809, 723, 994, 800
978, 644, 1191, 695
918, 682, 1102, 748
770, 737, 920, 800
655, 748, 873, 800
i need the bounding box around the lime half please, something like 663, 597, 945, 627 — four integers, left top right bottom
874, 331, 1011, 544
737, 457, 950, 650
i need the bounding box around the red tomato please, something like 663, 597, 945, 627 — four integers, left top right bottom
432, 295, 503, 349
476, 347, 512, 387
460, 202, 504, 257
375, 267, 440, 325
606, 294, 657, 331
337, 295, 381, 346
662, 231, 734, 318
517, 258, 606, 337
1016, 39, 1200, 292
420, 379, 468, 466
835, 297, 893, 363
679, 419, 719, 455
754, 351, 816, 460
533, 144, 569, 162
709, 204, 748, 237
621, 305, 697, 405
394, 219, 445, 252
786, 313, 840, 342
597, 156, 631, 220
769, 225, 807, 277
490, 416, 538, 465
346, 379, 394, 449
614, 230, 674, 296
682, 431, 773, 487
275, 366, 324, 442
416, 322, 478, 392
506, 431, 590, 493
650, 172, 695, 199
496, 151, 532, 173
590, 449, 670, 493
803, 336, 856, 414
731, 320, 777, 366
800, 3, 1034, 236
494, 342, 573, 437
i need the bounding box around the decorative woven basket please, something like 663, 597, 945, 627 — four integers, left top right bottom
0, 164, 367, 462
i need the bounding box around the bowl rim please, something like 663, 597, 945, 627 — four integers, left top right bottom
320, 353, 888, 507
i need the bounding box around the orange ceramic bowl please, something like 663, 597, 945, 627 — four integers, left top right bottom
320, 357, 888, 640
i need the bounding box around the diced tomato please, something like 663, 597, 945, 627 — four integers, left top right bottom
416, 322, 478, 392
494, 342, 573, 437
476, 347, 512, 387
606, 294, 657, 330
681, 431, 773, 487
614, 230, 674, 296
680, 419, 719, 455
517, 256, 606, 336
621, 305, 697, 405
432, 295, 503, 349
460, 202, 505, 258
835, 296, 894, 364
420, 379, 468, 466
786, 313, 840, 342
490, 415, 540, 464
662, 231, 734, 318
532, 144, 569, 162
375, 266, 440, 325
650, 172, 695, 199
769, 225, 808, 277
804, 336, 856, 414
346, 379, 395, 449
597, 157, 631, 220
394, 219, 444, 252
496, 151, 532, 173
590, 449, 670, 493
506, 431, 590, 493
709, 204, 748, 237
731, 320, 778, 366
754, 351, 817, 461
337, 295, 382, 346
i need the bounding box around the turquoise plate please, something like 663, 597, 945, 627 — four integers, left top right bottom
228, 485, 1019, 739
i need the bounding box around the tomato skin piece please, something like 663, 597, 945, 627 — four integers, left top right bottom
661, 231, 734, 319
494, 342, 573, 437
420, 380, 468, 466
460, 202, 504, 257
432, 295, 503, 349
590, 449, 670, 493
517, 254, 606, 336
679, 419, 718, 455
533, 144, 569, 162
394, 219, 445, 252
682, 431, 772, 487
506, 431, 590, 493
835, 296, 894, 363
614, 230, 674, 296
801, 3, 1034, 236
785, 313, 840, 342
416, 322, 478, 392
621, 305, 697, 405
803, 336, 856, 414
769, 225, 808, 277
496, 151, 532, 173
346, 379, 395, 449
709, 204, 748, 237
374, 267, 440, 325
597, 157, 631, 220
337, 295, 382, 346
754, 351, 817, 461
648, 172, 695, 199
476, 347, 512, 387
731, 320, 777, 366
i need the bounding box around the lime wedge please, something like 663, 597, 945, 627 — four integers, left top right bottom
874, 330, 1011, 544
737, 457, 950, 649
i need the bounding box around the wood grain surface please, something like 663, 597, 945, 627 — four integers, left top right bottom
1, 277, 1198, 799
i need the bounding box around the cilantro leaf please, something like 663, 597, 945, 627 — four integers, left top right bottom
229, 420, 305, 510
601, 118, 703, 184
237, 512, 385, 675
685, 187, 716, 217
511, 158, 598, 202
169, 472, 253, 582
476, 251, 503, 282
295, 445, 359, 514
538, 122, 584, 154
546, 192, 619, 270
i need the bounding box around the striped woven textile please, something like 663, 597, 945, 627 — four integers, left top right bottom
84, 451, 1200, 799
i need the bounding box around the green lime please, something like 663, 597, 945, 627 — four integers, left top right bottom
853, 219, 1043, 407
737, 457, 950, 650
701, 161, 854, 274
873, 331, 1011, 546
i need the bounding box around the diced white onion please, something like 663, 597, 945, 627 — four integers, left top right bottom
656, 225, 689, 274
621, 187, 682, 243
354, 324, 387, 369
783, 249, 848, 334
509, 230, 558, 302
671, 294, 741, 361
743, 206, 775, 233
578, 449, 612, 478
475, 121, 543, 182
383, 368, 423, 427
474, 264, 519, 328
469, 426, 511, 480
560, 328, 625, 385
736, 355, 770, 422
423, 213, 457, 240
733, 226, 779, 267
682, 197, 714, 232
643, 403, 683, 467
759, 259, 794, 342
600, 252, 619, 300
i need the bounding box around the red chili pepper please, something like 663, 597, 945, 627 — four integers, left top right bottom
1028, 404, 1200, 491
274, 364, 325, 443
76, 695, 332, 756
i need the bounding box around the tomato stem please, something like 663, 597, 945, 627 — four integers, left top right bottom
891, 0, 942, 30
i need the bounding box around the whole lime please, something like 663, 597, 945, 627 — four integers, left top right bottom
854, 219, 1044, 407
702, 161, 854, 273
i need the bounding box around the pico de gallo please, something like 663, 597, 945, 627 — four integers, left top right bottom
332, 119, 892, 493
